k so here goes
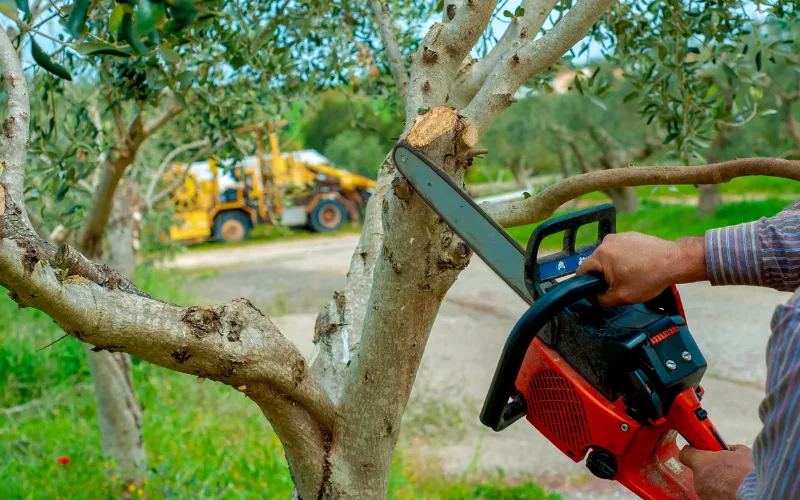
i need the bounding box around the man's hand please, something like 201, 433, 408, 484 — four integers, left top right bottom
680, 445, 754, 500
576, 232, 707, 307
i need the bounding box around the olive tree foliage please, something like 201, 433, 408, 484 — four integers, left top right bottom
2, 0, 374, 491
1, 2, 799, 500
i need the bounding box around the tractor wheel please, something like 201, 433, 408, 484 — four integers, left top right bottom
213, 211, 251, 243
308, 199, 347, 233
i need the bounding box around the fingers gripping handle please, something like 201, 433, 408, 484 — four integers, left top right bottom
670, 389, 728, 452
614, 388, 727, 500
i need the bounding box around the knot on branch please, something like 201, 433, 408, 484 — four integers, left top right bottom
314, 291, 347, 343
446, 3, 457, 20
391, 176, 414, 202
437, 226, 471, 272
2, 116, 15, 138
55, 244, 151, 299
422, 46, 439, 64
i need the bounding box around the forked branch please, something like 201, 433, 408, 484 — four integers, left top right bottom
368, 0, 409, 103
484, 158, 800, 227
405, 0, 497, 125
463, 0, 616, 137
449, 0, 559, 107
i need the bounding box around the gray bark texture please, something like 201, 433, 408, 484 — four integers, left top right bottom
698, 184, 721, 217
84, 178, 147, 490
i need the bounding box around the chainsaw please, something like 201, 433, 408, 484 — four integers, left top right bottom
392, 142, 728, 499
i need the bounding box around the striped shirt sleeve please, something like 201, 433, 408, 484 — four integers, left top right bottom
705, 201, 800, 292
737, 292, 800, 499
704, 201, 800, 499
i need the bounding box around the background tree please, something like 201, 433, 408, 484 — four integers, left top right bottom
0, 1, 798, 499
4, 0, 371, 489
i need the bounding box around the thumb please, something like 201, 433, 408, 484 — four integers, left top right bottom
680, 445, 715, 471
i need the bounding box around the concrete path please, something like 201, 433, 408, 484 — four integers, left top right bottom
178, 236, 790, 498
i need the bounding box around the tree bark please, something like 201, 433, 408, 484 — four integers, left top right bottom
606, 186, 639, 212
84, 179, 148, 492
697, 184, 720, 217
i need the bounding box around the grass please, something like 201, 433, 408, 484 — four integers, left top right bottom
0, 268, 556, 500
188, 222, 362, 252
507, 198, 791, 249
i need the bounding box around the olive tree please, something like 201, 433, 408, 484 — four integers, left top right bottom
3, 0, 373, 489
1, 0, 798, 498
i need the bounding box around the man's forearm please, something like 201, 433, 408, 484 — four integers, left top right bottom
674, 236, 708, 284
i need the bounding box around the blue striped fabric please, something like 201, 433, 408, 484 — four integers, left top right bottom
704, 201, 800, 499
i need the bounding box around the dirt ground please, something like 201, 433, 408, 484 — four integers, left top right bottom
172, 235, 790, 498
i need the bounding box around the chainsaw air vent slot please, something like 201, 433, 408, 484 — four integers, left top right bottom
525, 369, 591, 454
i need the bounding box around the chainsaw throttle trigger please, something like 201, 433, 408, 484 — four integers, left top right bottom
525, 203, 616, 300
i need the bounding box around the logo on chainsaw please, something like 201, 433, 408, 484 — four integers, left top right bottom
557, 261, 566, 272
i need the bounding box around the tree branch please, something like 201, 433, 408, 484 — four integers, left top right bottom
144, 139, 210, 207
0, 231, 338, 497
484, 158, 800, 227
368, 0, 409, 103
0, 25, 31, 228
462, 0, 615, 137
405, 0, 497, 127
142, 95, 190, 138
784, 101, 800, 151
449, 0, 558, 108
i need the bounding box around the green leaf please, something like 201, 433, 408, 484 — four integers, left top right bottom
15, 0, 29, 21
749, 86, 763, 101
573, 76, 583, 95
622, 91, 638, 103
119, 12, 148, 54
109, 4, 130, 39
502, 9, 513, 17
159, 45, 180, 64
76, 41, 132, 57
722, 63, 738, 84
177, 70, 193, 89
56, 183, 69, 201
136, 0, 166, 36
65, 0, 89, 38
515, 7, 524, 17
169, 0, 199, 29
662, 133, 678, 145
31, 38, 72, 81
174, 92, 188, 108
760, 109, 778, 116
704, 84, 720, 100
755, 50, 762, 71
588, 94, 607, 111
522, 191, 531, 199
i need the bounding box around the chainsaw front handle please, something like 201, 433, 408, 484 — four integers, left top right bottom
480, 272, 608, 431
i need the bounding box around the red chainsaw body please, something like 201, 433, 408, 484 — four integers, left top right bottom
515, 287, 725, 500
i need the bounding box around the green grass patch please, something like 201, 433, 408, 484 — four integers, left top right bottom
0, 268, 557, 499
507, 198, 790, 249
188, 222, 361, 252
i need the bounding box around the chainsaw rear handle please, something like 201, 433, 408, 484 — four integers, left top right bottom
481, 272, 608, 431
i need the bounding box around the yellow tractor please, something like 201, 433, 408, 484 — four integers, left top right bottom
168, 124, 377, 244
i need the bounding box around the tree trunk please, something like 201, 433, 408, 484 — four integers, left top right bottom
83, 178, 147, 493
606, 186, 639, 212
510, 155, 529, 188
697, 184, 721, 218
